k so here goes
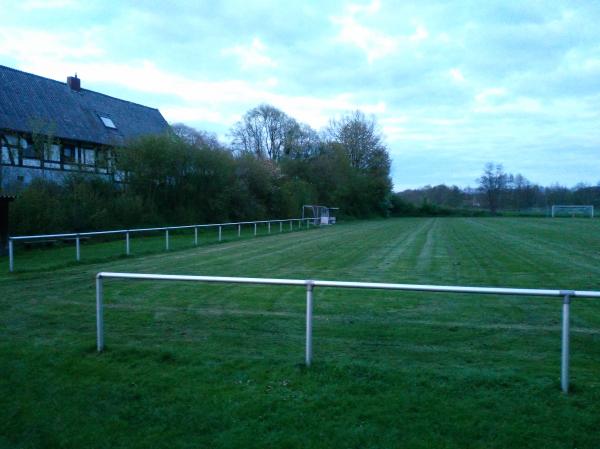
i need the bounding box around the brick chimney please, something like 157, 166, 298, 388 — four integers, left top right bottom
67, 74, 80, 91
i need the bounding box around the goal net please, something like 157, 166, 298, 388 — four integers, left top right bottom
551, 205, 594, 218
302, 205, 338, 225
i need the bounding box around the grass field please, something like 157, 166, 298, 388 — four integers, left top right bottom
1, 217, 600, 448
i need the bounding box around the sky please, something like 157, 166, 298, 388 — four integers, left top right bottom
1, 0, 599, 190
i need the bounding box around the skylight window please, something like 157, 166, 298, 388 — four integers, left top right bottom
100, 116, 116, 129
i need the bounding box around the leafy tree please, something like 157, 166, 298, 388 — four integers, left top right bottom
115, 134, 237, 224
283, 122, 321, 160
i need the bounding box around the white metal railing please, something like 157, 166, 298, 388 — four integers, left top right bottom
95, 272, 600, 394
7, 218, 318, 272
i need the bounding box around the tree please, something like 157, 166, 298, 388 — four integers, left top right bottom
478, 162, 507, 214
282, 122, 321, 159
326, 110, 385, 170
171, 123, 222, 150
230, 104, 305, 161
115, 134, 237, 224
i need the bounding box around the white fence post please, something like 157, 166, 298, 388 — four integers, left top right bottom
218, 226, 222, 242
254, 223, 257, 236
561, 292, 572, 393
96, 275, 104, 352
126, 232, 130, 255
306, 282, 314, 366
268, 222, 271, 234
238, 224, 241, 237
76, 235, 81, 261
280, 221, 282, 232
165, 229, 170, 250
194, 227, 198, 246
8, 239, 14, 272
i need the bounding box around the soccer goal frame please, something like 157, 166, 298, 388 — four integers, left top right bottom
302, 205, 339, 225
551, 205, 594, 218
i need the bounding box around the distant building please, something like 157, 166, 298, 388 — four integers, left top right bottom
0, 64, 169, 192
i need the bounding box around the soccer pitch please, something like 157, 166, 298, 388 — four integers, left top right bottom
1, 218, 600, 448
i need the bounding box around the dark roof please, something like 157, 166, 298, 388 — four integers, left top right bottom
0, 65, 170, 146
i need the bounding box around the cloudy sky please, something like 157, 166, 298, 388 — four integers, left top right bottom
1, 0, 599, 189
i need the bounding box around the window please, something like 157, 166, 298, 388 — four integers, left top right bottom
62, 145, 75, 164
100, 116, 117, 129
82, 148, 95, 165
96, 149, 110, 169
22, 138, 36, 159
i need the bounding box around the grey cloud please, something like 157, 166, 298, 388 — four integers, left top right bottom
2, 0, 600, 190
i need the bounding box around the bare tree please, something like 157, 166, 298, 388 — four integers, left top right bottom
230, 104, 302, 161
171, 123, 221, 150
326, 111, 386, 170
478, 162, 508, 214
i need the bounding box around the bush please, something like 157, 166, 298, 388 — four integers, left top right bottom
9, 129, 396, 235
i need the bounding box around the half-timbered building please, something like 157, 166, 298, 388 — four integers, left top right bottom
0, 64, 169, 191
0, 64, 170, 252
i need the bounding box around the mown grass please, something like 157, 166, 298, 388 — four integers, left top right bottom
1, 217, 600, 448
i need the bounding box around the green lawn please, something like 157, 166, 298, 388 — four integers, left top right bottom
1, 218, 600, 448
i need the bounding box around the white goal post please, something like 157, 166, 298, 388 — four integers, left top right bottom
302, 205, 339, 225
551, 205, 594, 218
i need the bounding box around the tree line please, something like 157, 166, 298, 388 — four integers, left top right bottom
9, 105, 392, 234
396, 162, 600, 215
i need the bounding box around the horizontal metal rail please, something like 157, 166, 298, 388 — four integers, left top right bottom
7, 217, 318, 272
96, 272, 600, 394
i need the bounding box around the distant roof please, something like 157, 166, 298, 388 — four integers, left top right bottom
0, 65, 170, 146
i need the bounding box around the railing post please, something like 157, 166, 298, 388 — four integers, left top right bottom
96, 275, 104, 352
76, 235, 81, 262
254, 223, 257, 236
306, 281, 314, 366
280, 221, 282, 232
218, 226, 222, 242
8, 239, 14, 272
194, 227, 198, 246
165, 229, 170, 250
238, 224, 241, 237
561, 293, 572, 393
268, 222, 271, 234
125, 231, 130, 255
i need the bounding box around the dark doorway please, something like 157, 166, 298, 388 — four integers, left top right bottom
0, 196, 15, 256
